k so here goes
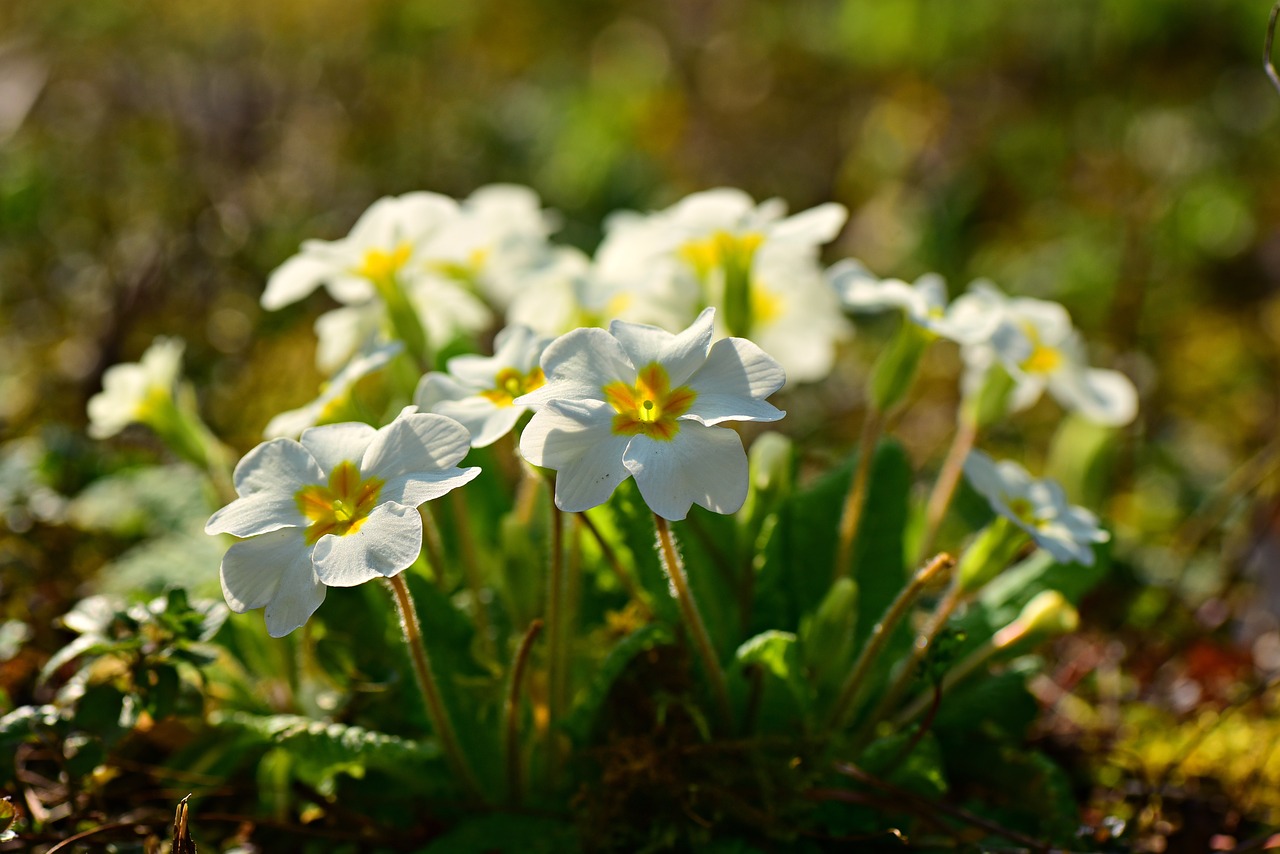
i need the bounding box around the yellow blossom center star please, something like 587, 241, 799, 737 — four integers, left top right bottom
294, 461, 386, 545
603, 363, 698, 441
678, 230, 764, 280
1018, 324, 1062, 375
1006, 497, 1047, 530
354, 243, 413, 282
480, 366, 546, 407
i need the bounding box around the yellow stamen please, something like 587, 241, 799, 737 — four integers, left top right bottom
354, 243, 413, 282
480, 366, 546, 408
295, 461, 386, 545
677, 230, 764, 280
603, 363, 698, 441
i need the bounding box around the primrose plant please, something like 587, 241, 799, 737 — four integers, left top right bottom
59, 184, 1140, 848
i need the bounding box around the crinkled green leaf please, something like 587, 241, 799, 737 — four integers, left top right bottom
213, 711, 442, 793
67, 463, 210, 536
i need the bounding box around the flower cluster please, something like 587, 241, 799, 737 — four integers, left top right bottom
205, 410, 479, 636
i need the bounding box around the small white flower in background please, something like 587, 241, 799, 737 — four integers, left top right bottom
87, 337, 186, 439
311, 279, 491, 374
957, 282, 1138, 426
734, 248, 850, 382
261, 187, 555, 370
506, 247, 690, 338
261, 192, 461, 310
592, 188, 851, 382
205, 409, 480, 637
963, 449, 1109, 566
830, 260, 998, 346
263, 342, 403, 440
419, 184, 557, 310
414, 326, 551, 448
516, 307, 786, 521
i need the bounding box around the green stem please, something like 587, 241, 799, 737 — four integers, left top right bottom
834, 408, 883, 581
851, 574, 964, 751
504, 619, 543, 806
386, 574, 485, 802
916, 413, 978, 565
654, 514, 733, 733
826, 553, 954, 734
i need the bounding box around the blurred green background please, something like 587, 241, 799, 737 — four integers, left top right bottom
1, 0, 1278, 598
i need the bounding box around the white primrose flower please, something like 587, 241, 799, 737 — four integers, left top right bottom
261, 192, 463, 310
263, 343, 403, 439
205, 409, 480, 637
963, 449, 1109, 566
87, 337, 186, 439
593, 189, 851, 382
419, 184, 557, 310
830, 260, 998, 345
414, 325, 551, 448
515, 307, 786, 521
957, 282, 1138, 426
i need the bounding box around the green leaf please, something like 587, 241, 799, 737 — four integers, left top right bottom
67, 464, 210, 537
212, 711, 442, 794
92, 527, 226, 597
754, 440, 911, 647
727, 630, 808, 734
858, 729, 947, 799
565, 622, 673, 742
417, 814, 577, 853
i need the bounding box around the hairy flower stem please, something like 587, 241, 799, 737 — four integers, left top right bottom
386, 574, 485, 802
826, 553, 954, 734
851, 576, 965, 751
916, 413, 979, 564
450, 489, 495, 663
577, 511, 655, 620
545, 498, 568, 783
834, 408, 884, 582
654, 514, 733, 733
504, 619, 543, 806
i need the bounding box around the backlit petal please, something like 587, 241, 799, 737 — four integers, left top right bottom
362, 411, 473, 478
300, 423, 378, 474
219, 528, 325, 638
608, 307, 714, 386
624, 424, 748, 520
312, 502, 423, 587
516, 327, 635, 407
520, 400, 631, 512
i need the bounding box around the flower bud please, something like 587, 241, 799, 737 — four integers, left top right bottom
993, 590, 1079, 649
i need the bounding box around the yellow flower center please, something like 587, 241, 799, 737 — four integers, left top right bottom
1018, 323, 1062, 375
677, 230, 764, 280
429, 248, 491, 282
602, 363, 698, 441
353, 243, 413, 282
294, 461, 386, 545
480, 366, 546, 408
1006, 497, 1046, 529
